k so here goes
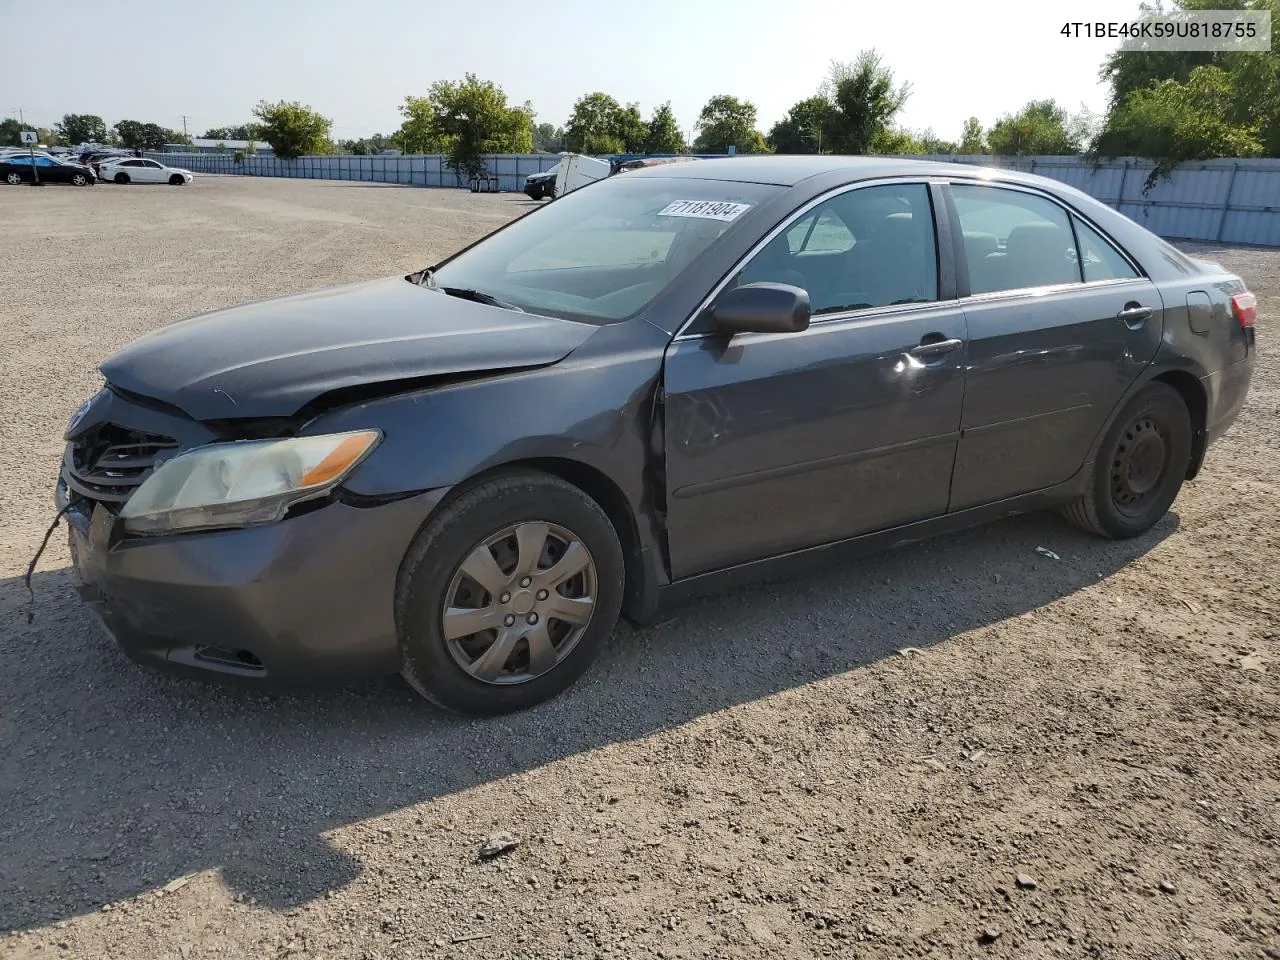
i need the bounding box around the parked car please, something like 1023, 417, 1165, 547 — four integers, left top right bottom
524, 161, 561, 200
1, 154, 95, 185
57, 157, 1255, 714
98, 157, 194, 185
80, 152, 131, 176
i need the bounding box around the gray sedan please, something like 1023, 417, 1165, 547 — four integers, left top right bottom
57, 157, 1256, 714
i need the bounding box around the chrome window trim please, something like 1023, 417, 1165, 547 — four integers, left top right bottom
954, 275, 1152, 307
672, 175, 1152, 343
672, 176, 947, 342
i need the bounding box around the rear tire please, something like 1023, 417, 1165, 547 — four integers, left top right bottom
114, 172, 129, 184
1061, 382, 1192, 539
4, 172, 22, 185
395, 470, 624, 715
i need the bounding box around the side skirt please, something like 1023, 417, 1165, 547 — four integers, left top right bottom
652, 471, 1087, 613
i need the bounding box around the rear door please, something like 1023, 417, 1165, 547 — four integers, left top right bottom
661, 180, 968, 579
945, 181, 1164, 510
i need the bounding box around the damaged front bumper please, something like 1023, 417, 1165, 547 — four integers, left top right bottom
58, 481, 447, 687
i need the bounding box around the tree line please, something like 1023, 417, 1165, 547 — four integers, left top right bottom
6, 0, 1275, 182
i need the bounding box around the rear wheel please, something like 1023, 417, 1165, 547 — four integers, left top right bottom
396, 470, 624, 714
4, 172, 22, 185
114, 172, 130, 184
1061, 382, 1192, 538
169, 174, 185, 185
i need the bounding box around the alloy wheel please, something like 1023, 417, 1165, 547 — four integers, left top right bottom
441, 521, 597, 684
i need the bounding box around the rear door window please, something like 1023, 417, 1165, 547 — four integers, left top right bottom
952, 184, 1082, 294
1073, 216, 1139, 282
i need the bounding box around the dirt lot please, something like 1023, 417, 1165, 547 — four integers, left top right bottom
0, 176, 1276, 960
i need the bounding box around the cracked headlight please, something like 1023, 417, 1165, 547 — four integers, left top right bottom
120, 430, 381, 534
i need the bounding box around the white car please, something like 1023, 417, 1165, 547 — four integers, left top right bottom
99, 157, 194, 185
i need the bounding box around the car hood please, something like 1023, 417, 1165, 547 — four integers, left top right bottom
100, 277, 599, 420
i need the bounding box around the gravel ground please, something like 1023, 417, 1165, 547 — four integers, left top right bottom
0, 176, 1276, 960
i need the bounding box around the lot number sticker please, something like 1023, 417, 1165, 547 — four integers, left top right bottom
657, 200, 752, 221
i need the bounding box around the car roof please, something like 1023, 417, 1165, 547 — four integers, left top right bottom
621, 155, 976, 186
623, 155, 1069, 190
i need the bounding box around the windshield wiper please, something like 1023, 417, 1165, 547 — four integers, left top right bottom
439, 286, 525, 313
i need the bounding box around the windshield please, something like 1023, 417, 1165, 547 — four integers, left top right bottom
432, 175, 782, 323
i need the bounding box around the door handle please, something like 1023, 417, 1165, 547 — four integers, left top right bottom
1117, 303, 1153, 326
909, 337, 964, 359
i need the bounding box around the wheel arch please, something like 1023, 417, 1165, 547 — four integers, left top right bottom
1149, 369, 1208, 479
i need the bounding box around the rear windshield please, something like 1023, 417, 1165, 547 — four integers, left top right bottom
433, 176, 782, 322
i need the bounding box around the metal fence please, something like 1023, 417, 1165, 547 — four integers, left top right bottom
149, 151, 1280, 247
906, 154, 1280, 247
148, 152, 560, 193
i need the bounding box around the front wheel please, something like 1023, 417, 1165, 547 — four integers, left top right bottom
396, 470, 624, 714
1061, 382, 1192, 538
114, 172, 130, 184
71, 173, 89, 186
169, 174, 185, 185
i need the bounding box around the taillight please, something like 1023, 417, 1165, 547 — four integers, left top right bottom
1231, 292, 1257, 328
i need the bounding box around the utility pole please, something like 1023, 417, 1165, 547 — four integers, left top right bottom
181, 115, 190, 141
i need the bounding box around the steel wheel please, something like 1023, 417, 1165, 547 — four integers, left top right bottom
441, 521, 597, 684
1060, 382, 1191, 539
1110, 416, 1168, 516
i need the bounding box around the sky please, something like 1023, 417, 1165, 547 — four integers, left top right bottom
1, 0, 1147, 143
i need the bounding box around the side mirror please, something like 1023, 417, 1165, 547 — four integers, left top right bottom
712, 282, 811, 335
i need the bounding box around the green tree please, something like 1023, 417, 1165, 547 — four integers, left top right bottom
869, 127, 924, 153
339, 133, 394, 155
203, 124, 262, 141
767, 96, 835, 154
404, 74, 533, 178
1097, 0, 1250, 110
0, 117, 23, 146
824, 51, 912, 154
691, 94, 767, 153
394, 96, 444, 154
988, 100, 1086, 155
1095, 65, 1263, 182
532, 122, 565, 153
251, 100, 334, 158
56, 114, 108, 145
114, 120, 181, 151
958, 116, 986, 154
1095, 0, 1279, 165
644, 102, 685, 153
615, 103, 647, 152
565, 92, 627, 154
917, 128, 957, 154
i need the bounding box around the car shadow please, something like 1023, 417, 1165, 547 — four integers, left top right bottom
0, 509, 1175, 931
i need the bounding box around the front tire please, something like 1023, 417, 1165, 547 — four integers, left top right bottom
169, 174, 185, 185
396, 470, 624, 714
71, 173, 89, 186
1061, 382, 1192, 539
114, 172, 130, 184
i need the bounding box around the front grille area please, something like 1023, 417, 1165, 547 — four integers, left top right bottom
64, 423, 180, 507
